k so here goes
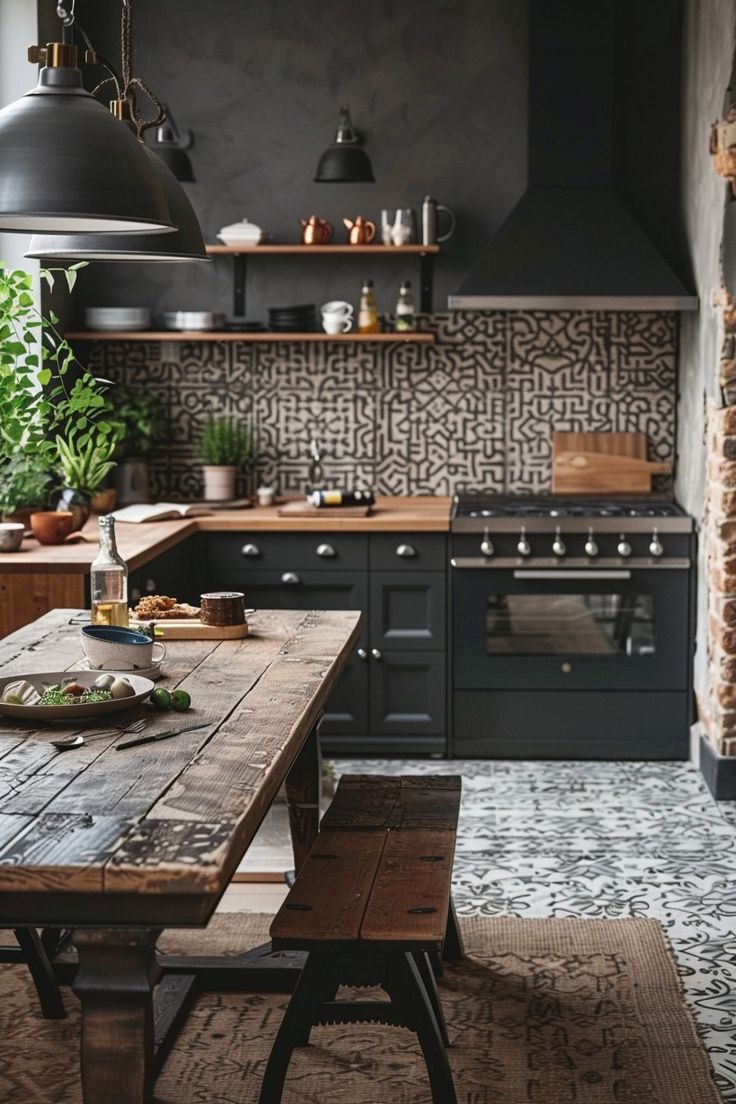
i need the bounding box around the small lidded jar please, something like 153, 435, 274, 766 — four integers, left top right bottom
200, 591, 245, 626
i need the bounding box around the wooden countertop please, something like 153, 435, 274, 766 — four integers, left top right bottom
0, 496, 451, 574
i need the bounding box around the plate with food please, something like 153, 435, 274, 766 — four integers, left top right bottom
0, 671, 154, 721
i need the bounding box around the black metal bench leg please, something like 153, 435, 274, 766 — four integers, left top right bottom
443, 898, 464, 961
413, 951, 450, 1047
13, 927, 65, 1020
385, 952, 457, 1104
258, 953, 330, 1104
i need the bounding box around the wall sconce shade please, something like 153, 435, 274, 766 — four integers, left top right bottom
314, 105, 375, 184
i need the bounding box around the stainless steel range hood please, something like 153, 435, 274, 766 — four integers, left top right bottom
449, 3, 697, 312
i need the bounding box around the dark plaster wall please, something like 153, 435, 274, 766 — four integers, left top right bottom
70, 0, 528, 320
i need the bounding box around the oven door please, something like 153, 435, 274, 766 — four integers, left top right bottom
452, 564, 689, 690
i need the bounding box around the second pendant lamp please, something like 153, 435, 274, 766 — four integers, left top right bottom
27, 141, 208, 263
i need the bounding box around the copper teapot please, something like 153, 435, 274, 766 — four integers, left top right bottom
343, 215, 376, 245
300, 216, 333, 244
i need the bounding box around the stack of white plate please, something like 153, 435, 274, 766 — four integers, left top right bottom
217, 218, 263, 247
85, 307, 151, 332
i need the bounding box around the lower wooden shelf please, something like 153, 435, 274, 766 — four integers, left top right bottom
66, 331, 436, 343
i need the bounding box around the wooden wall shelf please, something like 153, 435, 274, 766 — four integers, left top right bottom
206, 242, 440, 315
205, 244, 440, 254
66, 331, 436, 344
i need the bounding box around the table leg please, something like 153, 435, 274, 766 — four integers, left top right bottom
72, 928, 161, 1104
285, 723, 322, 873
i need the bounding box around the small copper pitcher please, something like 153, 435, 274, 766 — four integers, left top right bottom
343, 215, 376, 245
300, 216, 333, 244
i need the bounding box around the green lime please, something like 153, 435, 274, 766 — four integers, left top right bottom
150, 688, 171, 710
171, 689, 191, 712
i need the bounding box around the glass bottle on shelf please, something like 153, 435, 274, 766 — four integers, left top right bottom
90, 515, 129, 626
395, 280, 416, 331
358, 278, 380, 333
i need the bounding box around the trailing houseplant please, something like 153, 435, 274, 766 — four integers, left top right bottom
196, 416, 252, 501
109, 387, 169, 505
0, 262, 121, 531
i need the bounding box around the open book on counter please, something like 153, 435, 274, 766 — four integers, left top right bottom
111, 500, 251, 523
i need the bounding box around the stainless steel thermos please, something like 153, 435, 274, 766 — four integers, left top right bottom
421, 196, 456, 245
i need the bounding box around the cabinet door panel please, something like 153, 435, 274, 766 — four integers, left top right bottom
371, 571, 445, 650
319, 654, 369, 737
370, 651, 446, 736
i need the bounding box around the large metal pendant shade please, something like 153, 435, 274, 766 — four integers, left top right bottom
26, 147, 208, 263
0, 57, 174, 234
314, 105, 375, 184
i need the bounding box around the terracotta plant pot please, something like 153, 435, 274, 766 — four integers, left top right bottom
202, 465, 236, 501
31, 511, 74, 545
91, 487, 118, 514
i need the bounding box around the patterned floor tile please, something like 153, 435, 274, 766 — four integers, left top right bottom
333, 756, 736, 1100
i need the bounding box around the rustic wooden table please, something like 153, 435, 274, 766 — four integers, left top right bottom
0, 607, 360, 1104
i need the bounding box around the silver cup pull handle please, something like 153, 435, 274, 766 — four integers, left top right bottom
241, 543, 261, 558
396, 543, 417, 558
281, 571, 301, 585
316, 543, 336, 558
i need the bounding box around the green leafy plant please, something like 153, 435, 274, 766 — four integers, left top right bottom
56, 431, 118, 496
0, 262, 121, 512
108, 387, 169, 459
197, 416, 251, 466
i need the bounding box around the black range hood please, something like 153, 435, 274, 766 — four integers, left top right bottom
449, 2, 697, 312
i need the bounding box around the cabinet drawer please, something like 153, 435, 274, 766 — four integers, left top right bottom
215, 569, 368, 644
370, 533, 446, 571
208, 533, 368, 571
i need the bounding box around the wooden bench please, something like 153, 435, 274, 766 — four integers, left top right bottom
259, 774, 462, 1104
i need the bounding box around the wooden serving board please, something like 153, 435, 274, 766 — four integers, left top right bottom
553, 431, 647, 460
129, 618, 250, 640
277, 502, 372, 518
553, 450, 672, 494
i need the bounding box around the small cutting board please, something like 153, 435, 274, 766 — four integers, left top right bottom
277, 502, 372, 518
129, 618, 250, 640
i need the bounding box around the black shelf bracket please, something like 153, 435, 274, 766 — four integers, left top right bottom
233, 253, 247, 318
419, 251, 434, 314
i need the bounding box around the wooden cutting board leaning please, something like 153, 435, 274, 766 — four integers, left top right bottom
552, 431, 672, 494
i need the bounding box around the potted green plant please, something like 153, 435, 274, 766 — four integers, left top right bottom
0, 261, 120, 535
196, 416, 251, 501
109, 388, 169, 505
55, 431, 119, 530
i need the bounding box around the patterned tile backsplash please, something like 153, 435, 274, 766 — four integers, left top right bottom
86, 311, 677, 499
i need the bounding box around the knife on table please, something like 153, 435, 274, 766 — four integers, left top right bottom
115, 721, 213, 750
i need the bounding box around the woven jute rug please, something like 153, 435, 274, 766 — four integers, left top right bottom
0, 914, 720, 1104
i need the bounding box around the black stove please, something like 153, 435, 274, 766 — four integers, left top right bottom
454, 494, 687, 520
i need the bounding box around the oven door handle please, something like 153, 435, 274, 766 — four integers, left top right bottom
512, 569, 632, 580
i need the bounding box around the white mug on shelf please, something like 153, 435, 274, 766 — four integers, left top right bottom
321, 300, 354, 334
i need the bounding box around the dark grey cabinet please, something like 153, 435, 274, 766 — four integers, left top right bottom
206, 531, 448, 756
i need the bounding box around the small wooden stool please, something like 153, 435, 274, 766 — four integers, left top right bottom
259, 774, 462, 1104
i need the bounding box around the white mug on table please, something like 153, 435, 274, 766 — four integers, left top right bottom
321, 300, 354, 334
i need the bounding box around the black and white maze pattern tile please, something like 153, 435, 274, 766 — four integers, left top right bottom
86, 310, 677, 499
333, 758, 736, 1104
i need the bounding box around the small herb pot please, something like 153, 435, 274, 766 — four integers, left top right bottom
202, 465, 236, 502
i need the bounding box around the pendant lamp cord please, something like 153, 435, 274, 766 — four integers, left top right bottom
118, 0, 166, 137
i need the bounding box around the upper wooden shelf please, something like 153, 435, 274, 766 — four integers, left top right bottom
66, 330, 436, 343
205, 243, 440, 255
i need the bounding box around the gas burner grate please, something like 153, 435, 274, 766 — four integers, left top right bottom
455, 495, 685, 520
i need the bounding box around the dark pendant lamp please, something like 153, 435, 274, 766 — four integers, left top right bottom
26, 144, 208, 263
152, 105, 195, 182
314, 105, 375, 183
0, 42, 174, 234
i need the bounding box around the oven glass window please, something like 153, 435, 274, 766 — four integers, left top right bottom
486, 593, 655, 656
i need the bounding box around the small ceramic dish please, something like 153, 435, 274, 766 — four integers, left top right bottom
0, 670, 154, 721
0, 522, 24, 552
81, 625, 166, 671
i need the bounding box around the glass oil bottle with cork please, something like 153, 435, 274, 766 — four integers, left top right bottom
358, 278, 380, 333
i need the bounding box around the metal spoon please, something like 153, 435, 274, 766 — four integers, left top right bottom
51, 718, 146, 751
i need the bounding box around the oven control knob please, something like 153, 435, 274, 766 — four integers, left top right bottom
584, 528, 599, 558
617, 535, 632, 558
480, 528, 494, 557
517, 526, 531, 557
552, 526, 566, 558
649, 528, 664, 558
